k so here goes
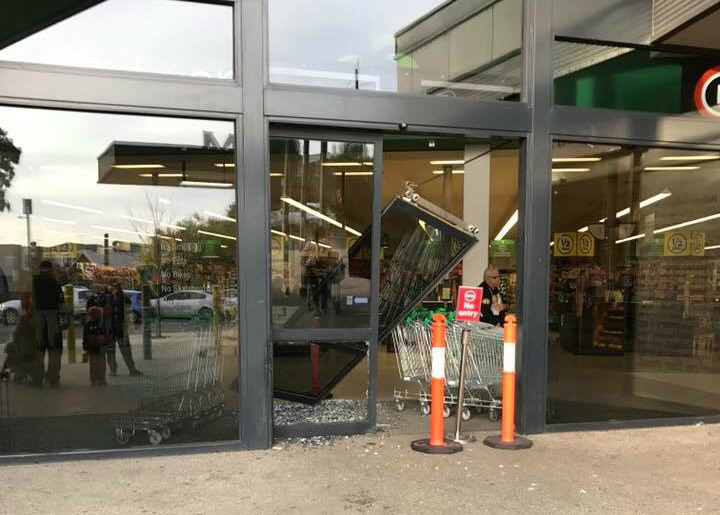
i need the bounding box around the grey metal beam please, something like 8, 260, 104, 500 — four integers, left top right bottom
237, 0, 272, 450
516, 0, 552, 435
265, 86, 532, 134
552, 106, 720, 148
0, 63, 243, 115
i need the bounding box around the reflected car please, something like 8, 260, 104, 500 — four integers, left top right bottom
149, 290, 230, 320
1, 286, 88, 325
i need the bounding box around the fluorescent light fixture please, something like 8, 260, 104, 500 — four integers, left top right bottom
310, 240, 332, 249
599, 218, 607, 223
660, 155, 719, 161
332, 171, 374, 176
654, 213, 720, 234
122, 215, 154, 225
616, 208, 631, 218
214, 163, 235, 168
643, 166, 699, 171
139, 173, 183, 178
705, 245, 720, 250
638, 190, 672, 208
616, 234, 645, 244
158, 198, 171, 205
280, 197, 362, 236
321, 162, 373, 167
271, 229, 287, 237
204, 211, 236, 223
550, 241, 554, 247
41, 199, 103, 214
197, 229, 236, 241
160, 222, 186, 231
495, 210, 518, 240
158, 235, 177, 241
113, 164, 165, 169
41, 217, 76, 226
90, 225, 153, 237
270, 173, 284, 177
432, 170, 465, 175
430, 160, 464, 165
552, 168, 590, 173
180, 180, 233, 188
288, 234, 305, 242
220, 244, 228, 248
174, 238, 182, 242
578, 226, 589, 232
552, 157, 602, 162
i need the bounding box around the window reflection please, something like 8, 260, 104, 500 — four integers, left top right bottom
0, 107, 239, 453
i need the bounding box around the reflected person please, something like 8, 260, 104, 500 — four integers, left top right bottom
107, 283, 142, 376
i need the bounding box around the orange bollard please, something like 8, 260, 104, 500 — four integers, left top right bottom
483, 315, 533, 450
411, 313, 463, 455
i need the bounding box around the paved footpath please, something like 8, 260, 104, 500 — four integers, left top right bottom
1, 423, 719, 515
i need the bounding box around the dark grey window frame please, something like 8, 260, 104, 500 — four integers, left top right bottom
0, 0, 717, 461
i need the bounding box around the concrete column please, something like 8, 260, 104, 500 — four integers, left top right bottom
462, 144, 490, 286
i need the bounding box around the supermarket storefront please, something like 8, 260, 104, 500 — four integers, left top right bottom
0, 0, 719, 459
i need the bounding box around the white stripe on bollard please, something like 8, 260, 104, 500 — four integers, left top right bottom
431, 347, 445, 379
503, 341, 516, 373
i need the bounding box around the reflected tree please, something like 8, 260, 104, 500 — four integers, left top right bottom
0, 127, 21, 212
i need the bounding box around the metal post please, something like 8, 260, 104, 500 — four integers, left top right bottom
142, 282, 152, 360
447, 327, 475, 444
63, 284, 76, 364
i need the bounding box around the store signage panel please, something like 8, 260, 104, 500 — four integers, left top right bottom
663, 230, 705, 256
491, 239, 515, 258
576, 233, 595, 256
455, 285, 482, 323
553, 232, 576, 257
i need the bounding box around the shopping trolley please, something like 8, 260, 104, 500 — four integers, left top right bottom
111, 325, 225, 446
392, 320, 503, 421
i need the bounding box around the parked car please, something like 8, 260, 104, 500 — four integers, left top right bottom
150, 290, 215, 320
0, 286, 88, 325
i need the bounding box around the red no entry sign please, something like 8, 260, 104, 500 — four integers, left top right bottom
455, 286, 483, 322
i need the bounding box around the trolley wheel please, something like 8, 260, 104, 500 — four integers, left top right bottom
115, 428, 132, 445
420, 403, 431, 416
488, 409, 500, 422
160, 425, 172, 440
461, 407, 472, 421
443, 405, 451, 419
395, 400, 405, 412
148, 429, 163, 446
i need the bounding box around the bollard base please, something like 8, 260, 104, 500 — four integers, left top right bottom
483, 435, 533, 450
446, 433, 476, 445
411, 438, 463, 454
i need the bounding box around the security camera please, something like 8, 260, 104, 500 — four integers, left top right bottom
398, 122, 408, 131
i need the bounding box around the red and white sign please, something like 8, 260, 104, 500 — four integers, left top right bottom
694, 66, 720, 117
455, 286, 483, 323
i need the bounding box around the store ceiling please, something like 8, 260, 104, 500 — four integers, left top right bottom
0, 0, 102, 50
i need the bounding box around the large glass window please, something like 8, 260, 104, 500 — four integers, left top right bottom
548, 141, 720, 424
0, 107, 239, 453
553, 1, 720, 117
0, 0, 234, 80
269, 0, 522, 101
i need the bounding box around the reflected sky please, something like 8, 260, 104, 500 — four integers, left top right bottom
0, 107, 235, 248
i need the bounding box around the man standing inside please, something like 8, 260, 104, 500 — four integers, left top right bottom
479, 264, 509, 327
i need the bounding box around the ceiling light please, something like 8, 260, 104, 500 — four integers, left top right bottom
214, 163, 235, 168
159, 198, 171, 205
598, 218, 607, 223
705, 245, 720, 250
288, 234, 305, 242
643, 166, 699, 171
552, 168, 590, 173
174, 238, 182, 242
552, 157, 602, 162
122, 215, 154, 225
616, 234, 645, 244
432, 170, 465, 175
221, 244, 228, 248
616, 208, 631, 218
311, 241, 332, 249
138, 173, 183, 178
180, 180, 233, 188
332, 171, 374, 176
204, 211, 236, 223
197, 229, 236, 241
660, 155, 719, 161
270, 173, 284, 177
41, 217, 76, 226
90, 225, 153, 237
271, 229, 287, 237
654, 213, 720, 234
41, 199, 103, 214
430, 160, 464, 165
113, 164, 165, 169
160, 222, 186, 231
280, 197, 362, 236
638, 190, 672, 208
578, 226, 589, 232
495, 210, 518, 240
321, 162, 373, 167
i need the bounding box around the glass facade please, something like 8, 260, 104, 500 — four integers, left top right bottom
269, 0, 522, 101
0, 108, 239, 452
548, 141, 720, 423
